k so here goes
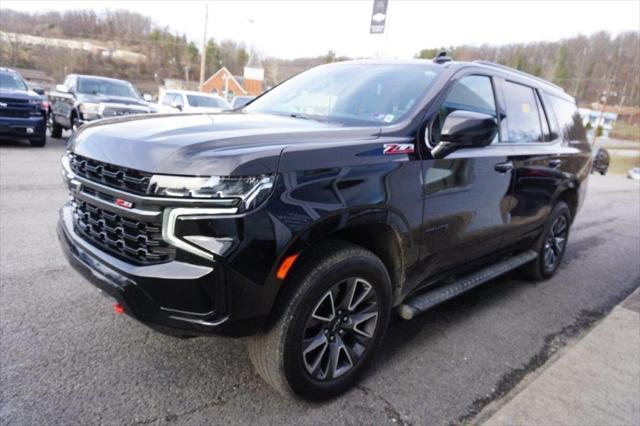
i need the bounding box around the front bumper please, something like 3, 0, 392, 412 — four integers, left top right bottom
0, 115, 46, 140
57, 202, 271, 337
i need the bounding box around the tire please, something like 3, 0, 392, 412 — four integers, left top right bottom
248, 241, 392, 401
51, 121, 63, 138
30, 136, 46, 147
520, 201, 571, 281
71, 114, 80, 133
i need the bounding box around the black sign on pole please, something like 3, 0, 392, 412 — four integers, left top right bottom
370, 0, 388, 34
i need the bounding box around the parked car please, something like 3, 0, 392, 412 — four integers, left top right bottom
58, 58, 591, 400
49, 74, 153, 138
0, 67, 47, 147
628, 167, 640, 180
158, 90, 231, 113
231, 95, 256, 109
590, 146, 610, 175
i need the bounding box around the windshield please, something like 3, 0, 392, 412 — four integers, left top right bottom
77, 77, 139, 99
187, 95, 228, 109
0, 71, 29, 91
246, 63, 443, 125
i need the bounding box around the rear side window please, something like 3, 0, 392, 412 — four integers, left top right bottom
431, 75, 499, 144
503, 81, 545, 142
547, 95, 587, 143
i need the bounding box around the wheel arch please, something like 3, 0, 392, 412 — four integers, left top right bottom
265, 207, 413, 328
553, 182, 579, 222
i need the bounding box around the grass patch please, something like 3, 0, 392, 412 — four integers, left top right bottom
608, 153, 640, 175
610, 121, 640, 141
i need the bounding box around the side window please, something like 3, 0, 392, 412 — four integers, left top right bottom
162, 93, 175, 106
65, 76, 77, 91
503, 81, 544, 142
547, 95, 587, 143
535, 92, 552, 141
431, 75, 498, 145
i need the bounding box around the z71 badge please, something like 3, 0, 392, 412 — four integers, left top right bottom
383, 143, 414, 155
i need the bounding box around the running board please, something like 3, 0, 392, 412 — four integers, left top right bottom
398, 250, 538, 320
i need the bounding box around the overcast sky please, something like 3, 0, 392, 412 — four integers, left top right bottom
2, 0, 639, 59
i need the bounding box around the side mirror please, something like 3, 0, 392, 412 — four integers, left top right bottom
431, 110, 498, 158
143, 93, 153, 102
170, 101, 182, 111
55, 84, 69, 94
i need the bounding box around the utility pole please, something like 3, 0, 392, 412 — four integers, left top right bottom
199, 3, 209, 90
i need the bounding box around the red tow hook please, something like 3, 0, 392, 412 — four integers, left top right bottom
113, 303, 125, 314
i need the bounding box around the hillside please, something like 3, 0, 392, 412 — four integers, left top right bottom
0, 8, 638, 107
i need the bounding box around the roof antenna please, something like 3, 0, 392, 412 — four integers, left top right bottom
433, 50, 452, 64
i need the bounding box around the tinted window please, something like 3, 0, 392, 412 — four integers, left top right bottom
246, 64, 442, 126
535, 93, 552, 141
504, 81, 544, 142
0, 71, 28, 91
548, 95, 587, 142
77, 77, 139, 99
432, 75, 498, 144
187, 95, 228, 108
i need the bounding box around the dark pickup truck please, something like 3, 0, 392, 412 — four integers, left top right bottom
0, 67, 47, 147
49, 74, 153, 137
58, 58, 591, 400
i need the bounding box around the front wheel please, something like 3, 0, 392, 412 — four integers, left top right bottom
520, 201, 571, 281
248, 242, 392, 400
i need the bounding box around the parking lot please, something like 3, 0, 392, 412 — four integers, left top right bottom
1, 135, 639, 425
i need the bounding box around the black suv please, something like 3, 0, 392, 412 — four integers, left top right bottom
49, 74, 153, 137
0, 68, 48, 147
58, 59, 591, 400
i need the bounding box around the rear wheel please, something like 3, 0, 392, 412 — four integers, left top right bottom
248, 242, 391, 400
521, 201, 571, 281
51, 120, 63, 138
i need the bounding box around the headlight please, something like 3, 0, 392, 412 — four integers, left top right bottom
149, 175, 275, 211
79, 103, 101, 114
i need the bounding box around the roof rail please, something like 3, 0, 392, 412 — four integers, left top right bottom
472, 60, 564, 91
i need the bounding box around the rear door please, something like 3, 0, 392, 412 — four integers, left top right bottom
419, 72, 514, 277
499, 79, 564, 246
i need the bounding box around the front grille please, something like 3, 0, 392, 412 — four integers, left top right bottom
0, 97, 28, 104
0, 109, 31, 118
70, 154, 151, 195
72, 196, 175, 265
102, 108, 147, 118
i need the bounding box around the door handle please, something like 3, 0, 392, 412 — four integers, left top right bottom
494, 161, 513, 173
548, 159, 562, 168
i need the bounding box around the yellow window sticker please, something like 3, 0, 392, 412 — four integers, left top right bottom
521, 103, 531, 113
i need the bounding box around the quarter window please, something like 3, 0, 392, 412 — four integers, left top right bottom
431, 75, 499, 145
503, 81, 544, 142
547, 95, 587, 143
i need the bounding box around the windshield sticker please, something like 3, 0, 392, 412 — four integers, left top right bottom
372, 113, 395, 123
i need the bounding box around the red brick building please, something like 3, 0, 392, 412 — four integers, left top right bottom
201, 54, 265, 99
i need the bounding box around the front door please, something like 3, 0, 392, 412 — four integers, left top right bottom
419, 74, 513, 278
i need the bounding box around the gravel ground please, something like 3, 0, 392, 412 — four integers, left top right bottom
1, 135, 639, 425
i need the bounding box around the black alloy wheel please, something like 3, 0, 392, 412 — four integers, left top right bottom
542, 215, 568, 273
301, 277, 379, 381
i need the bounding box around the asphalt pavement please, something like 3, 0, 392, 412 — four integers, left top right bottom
1, 135, 639, 425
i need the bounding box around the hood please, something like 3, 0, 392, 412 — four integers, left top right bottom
72, 112, 380, 176
76, 92, 149, 107
0, 88, 41, 101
